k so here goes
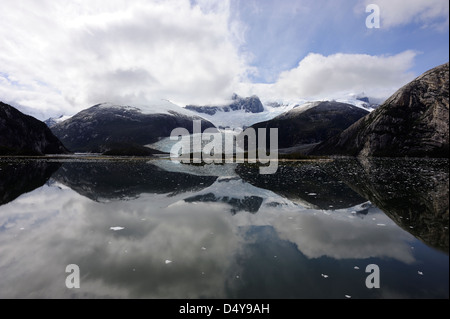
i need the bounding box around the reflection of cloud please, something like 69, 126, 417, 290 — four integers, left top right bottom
233, 205, 416, 264
271, 210, 415, 263
0, 179, 418, 298
0, 185, 242, 298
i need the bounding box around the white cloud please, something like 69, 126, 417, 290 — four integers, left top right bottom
239, 51, 417, 101
364, 0, 449, 30
0, 0, 249, 118
0, 0, 439, 119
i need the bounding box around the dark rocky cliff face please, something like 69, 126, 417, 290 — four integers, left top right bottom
311, 63, 449, 157
250, 101, 369, 150
0, 102, 69, 155
51, 104, 216, 153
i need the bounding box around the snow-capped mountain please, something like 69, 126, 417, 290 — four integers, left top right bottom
183, 93, 378, 130
44, 114, 73, 128
50, 100, 216, 153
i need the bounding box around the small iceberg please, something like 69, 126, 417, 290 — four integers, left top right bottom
110, 227, 125, 231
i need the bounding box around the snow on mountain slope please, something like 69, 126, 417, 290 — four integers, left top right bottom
44, 115, 73, 127
96, 100, 202, 118
184, 96, 377, 130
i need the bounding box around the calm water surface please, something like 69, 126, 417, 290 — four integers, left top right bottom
0, 157, 448, 299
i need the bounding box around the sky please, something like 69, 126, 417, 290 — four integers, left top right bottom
0, 0, 448, 119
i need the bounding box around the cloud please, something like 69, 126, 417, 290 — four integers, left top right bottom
0, 0, 249, 117
363, 0, 449, 30
240, 51, 417, 101
0, 184, 242, 298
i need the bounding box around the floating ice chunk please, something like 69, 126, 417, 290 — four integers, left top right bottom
345, 295, 351, 299
418, 271, 423, 276
321, 274, 329, 278
19, 228, 25, 230
110, 227, 124, 231
165, 260, 172, 264
308, 193, 317, 196
354, 266, 360, 270
201, 247, 207, 250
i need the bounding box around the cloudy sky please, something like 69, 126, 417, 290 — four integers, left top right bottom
0, 0, 448, 119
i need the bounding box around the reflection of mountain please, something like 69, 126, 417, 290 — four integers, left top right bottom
182, 176, 300, 214
51, 161, 217, 201
322, 158, 449, 252
0, 160, 61, 206
236, 162, 368, 210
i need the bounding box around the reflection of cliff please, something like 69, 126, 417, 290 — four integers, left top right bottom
323, 158, 449, 253
0, 160, 61, 206
236, 162, 368, 210
52, 161, 217, 201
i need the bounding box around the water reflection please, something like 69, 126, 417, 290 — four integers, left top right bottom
0, 158, 448, 298
320, 158, 449, 253
0, 159, 61, 206
236, 162, 368, 210
52, 160, 217, 201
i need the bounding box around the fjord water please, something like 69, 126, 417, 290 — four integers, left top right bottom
0, 157, 448, 299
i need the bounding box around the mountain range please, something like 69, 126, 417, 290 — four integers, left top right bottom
0, 62, 448, 158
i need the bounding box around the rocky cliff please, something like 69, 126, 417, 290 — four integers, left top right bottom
311, 63, 449, 157
0, 102, 69, 155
